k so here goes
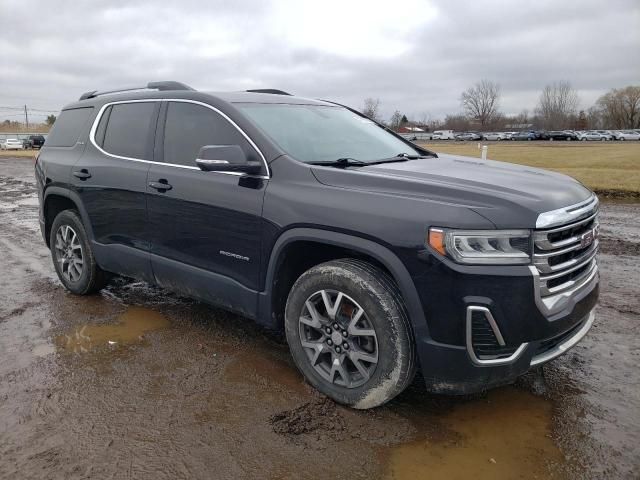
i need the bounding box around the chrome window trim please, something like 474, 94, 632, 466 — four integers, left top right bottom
530, 310, 595, 366
465, 306, 528, 366
88, 98, 270, 179
535, 194, 599, 229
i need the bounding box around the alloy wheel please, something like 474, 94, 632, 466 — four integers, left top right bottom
298, 289, 378, 388
54, 225, 84, 282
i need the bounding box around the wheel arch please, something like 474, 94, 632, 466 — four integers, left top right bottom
258, 228, 429, 340
43, 187, 94, 247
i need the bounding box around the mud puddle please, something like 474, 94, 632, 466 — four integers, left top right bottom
385, 388, 564, 479
55, 306, 170, 353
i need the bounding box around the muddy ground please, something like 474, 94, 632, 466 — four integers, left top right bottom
0, 156, 638, 479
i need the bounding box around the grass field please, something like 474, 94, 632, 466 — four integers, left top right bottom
418, 142, 640, 197
0, 149, 37, 158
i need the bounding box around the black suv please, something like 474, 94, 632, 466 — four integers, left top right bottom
23, 134, 46, 149
36, 81, 599, 408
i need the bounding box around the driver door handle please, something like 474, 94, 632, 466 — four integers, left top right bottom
148, 179, 173, 191
73, 169, 91, 180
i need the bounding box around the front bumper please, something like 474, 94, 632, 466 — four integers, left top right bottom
411, 245, 599, 395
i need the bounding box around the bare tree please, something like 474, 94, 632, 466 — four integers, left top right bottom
535, 81, 580, 129
389, 110, 403, 130
595, 85, 640, 129
460, 80, 501, 128
362, 97, 381, 122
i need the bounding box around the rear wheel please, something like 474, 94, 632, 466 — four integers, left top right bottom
50, 210, 109, 294
285, 259, 416, 409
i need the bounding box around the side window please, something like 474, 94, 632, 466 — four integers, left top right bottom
163, 102, 258, 167
94, 105, 111, 147
102, 102, 157, 160
45, 107, 94, 147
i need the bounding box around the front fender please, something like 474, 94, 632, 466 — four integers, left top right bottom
257, 227, 429, 341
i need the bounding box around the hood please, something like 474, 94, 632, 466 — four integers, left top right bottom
311, 153, 593, 229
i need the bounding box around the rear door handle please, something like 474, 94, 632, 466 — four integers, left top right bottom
73, 169, 91, 180
148, 179, 173, 191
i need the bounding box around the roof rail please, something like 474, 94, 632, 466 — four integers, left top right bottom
79, 81, 195, 101
245, 89, 292, 96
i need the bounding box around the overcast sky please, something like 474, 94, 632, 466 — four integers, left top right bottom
1, 0, 638, 123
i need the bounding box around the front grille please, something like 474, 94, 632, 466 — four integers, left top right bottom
470, 310, 518, 359
533, 209, 599, 297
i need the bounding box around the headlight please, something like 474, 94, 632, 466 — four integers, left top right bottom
428, 228, 531, 265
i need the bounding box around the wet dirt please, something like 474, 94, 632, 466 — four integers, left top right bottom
1, 156, 639, 479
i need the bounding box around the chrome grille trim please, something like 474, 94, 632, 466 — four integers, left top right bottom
532, 198, 599, 315
533, 240, 598, 274
535, 194, 599, 229
533, 212, 598, 251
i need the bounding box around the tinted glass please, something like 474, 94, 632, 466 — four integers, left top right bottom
163, 102, 256, 167
45, 107, 93, 147
102, 102, 156, 159
94, 105, 111, 147
239, 104, 419, 163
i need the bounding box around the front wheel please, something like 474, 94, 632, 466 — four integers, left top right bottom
285, 259, 416, 409
50, 210, 110, 294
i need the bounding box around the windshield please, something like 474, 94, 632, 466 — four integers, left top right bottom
238, 103, 420, 163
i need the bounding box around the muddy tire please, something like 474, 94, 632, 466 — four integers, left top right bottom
50, 209, 109, 295
284, 259, 416, 409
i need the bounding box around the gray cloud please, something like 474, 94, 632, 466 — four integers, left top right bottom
1, 0, 638, 122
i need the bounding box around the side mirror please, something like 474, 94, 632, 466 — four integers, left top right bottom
195, 145, 262, 175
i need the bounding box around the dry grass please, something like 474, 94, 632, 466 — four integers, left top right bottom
0, 149, 37, 158
419, 141, 640, 196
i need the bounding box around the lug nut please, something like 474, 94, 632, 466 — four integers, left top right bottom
327, 339, 333, 346
335, 346, 342, 353
343, 342, 349, 349
333, 323, 339, 330
325, 327, 332, 334
342, 330, 348, 337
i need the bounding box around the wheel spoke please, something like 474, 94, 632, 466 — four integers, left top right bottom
330, 355, 349, 385
349, 349, 378, 365
321, 290, 343, 320
300, 300, 324, 329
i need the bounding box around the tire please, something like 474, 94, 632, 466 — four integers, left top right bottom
581, 138, 587, 141
550, 137, 554, 141
50, 210, 109, 295
284, 259, 416, 409
620, 137, 625, 141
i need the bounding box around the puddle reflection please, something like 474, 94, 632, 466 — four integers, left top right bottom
56, 306, 170, 353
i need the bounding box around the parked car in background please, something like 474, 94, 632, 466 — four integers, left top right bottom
455, 132, 482, 141
432, 130, 455, 140
548, 130, 579, 141
594, 130, 614, 140
534, 131, 549, 140
1, 139, 24, 150
579, 131, 608, 141
613, 130, 640, 141
503, 131, 517, 140
482, 132, 506, 141
22, 135, 46, 149
511, 131, 537, 141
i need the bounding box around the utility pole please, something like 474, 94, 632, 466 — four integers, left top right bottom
24, 105, 29, 129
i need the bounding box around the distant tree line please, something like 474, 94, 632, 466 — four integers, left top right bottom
363, 82, 640, 132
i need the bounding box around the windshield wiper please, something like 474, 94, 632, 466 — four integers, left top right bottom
365, 153, 431, 166
309, 158, 368, 168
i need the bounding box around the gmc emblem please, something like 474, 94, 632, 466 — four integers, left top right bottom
580, 229, 595, 248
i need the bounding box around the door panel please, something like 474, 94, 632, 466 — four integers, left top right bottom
72, 101, 159, 281
147, 101, 267, 313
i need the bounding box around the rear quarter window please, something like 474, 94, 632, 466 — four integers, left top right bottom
101, 102, 157, 160
45, 107, 94, 147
